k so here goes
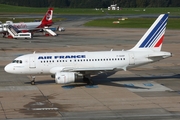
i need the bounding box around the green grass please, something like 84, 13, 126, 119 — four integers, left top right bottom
0, 4, 180, 15
0, 4, 47, 14
106, 8, 180, 15
84, 17, 180, 29
0, 4, 179, 29
0, 18, 64, 23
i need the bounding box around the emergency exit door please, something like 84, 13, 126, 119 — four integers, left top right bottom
129, 53, 135, 65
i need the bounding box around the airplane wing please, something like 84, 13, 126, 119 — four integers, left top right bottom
63, 67, 116, 72
50, 66, 125, 75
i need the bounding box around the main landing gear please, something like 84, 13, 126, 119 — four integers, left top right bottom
83, 76, 94, 85
30, 76, 36, 85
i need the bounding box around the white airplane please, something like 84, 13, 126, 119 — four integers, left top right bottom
4, 14, 172, 85
0, 7, 54, 38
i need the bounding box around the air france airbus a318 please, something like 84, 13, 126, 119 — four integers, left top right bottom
4, 14, 172, 85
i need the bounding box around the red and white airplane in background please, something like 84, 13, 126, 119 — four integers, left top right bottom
0, 8, 57, 38
7, 7, 54, 32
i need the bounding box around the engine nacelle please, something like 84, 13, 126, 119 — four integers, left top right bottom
55, 72, 77, 84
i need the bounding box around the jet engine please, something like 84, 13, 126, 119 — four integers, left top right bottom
55, 72, 81, 84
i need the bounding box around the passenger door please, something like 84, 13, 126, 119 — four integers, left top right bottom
29, 56, 36, 68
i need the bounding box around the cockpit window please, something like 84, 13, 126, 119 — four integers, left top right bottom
12, 60, 22, 64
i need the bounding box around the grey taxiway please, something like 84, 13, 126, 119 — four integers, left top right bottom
0, 15, 180, 120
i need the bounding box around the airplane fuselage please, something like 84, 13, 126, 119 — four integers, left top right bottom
13, 22, 42, 30
4, 50, 171, 75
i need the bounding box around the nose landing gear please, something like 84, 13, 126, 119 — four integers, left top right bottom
30, 76, 35, 85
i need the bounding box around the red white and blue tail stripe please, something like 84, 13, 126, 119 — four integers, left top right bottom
130, 14, 168, 51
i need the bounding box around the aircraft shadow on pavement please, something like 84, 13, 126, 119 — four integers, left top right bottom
25, 79, 55, 85
24, 74, 180, 89
107, 74, 180, 82
92, 73, 180, 89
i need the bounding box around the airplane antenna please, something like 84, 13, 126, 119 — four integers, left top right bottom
33, 51, 36, 54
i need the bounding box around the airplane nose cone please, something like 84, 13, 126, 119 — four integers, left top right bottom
4, 64, 12, 73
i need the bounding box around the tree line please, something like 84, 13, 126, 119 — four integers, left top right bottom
0, 0, 180, 8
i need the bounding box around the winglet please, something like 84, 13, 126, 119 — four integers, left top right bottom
129, 14, 169, 52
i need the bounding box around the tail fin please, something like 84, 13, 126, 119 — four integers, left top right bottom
130, 14, 168, 51
41, 8, 53, 26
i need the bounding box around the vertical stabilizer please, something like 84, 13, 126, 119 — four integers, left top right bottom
130, 14, 168, 51
40, 8, 53, 27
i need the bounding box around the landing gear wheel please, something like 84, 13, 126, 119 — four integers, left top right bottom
87, 79, 93, 85
31, 80, 35, 85
83, 76, 93, 85
3, 33, 6, 38
31, 76, 36, 85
